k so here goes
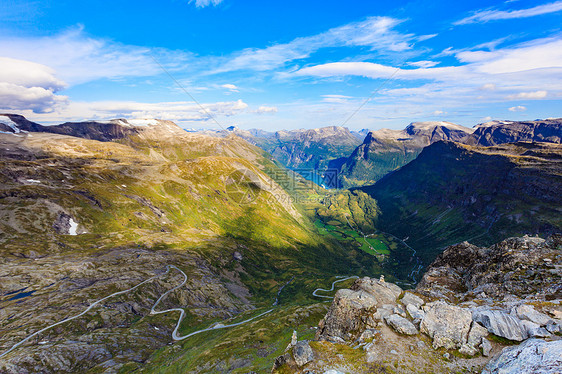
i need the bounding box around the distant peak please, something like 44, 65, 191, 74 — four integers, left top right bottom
406, 121, 472, 132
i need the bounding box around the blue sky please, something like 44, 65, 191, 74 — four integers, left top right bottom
1, 0, 561, 130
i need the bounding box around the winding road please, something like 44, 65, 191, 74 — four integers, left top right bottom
312, 276, 359, 299
1, 263, 359, 360
0, 266, 173, 359
0, 265, 272, 359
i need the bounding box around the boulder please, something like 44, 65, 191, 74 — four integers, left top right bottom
482, 339, 562, 374
406, 304, 424, 324
351, 277, 402, 305
467, 321, 488, 349
481, 338, 492, 357
512, 304, 553, 326
315, 289, 377, 341
472, 309, 528, 341
420, 301, 472, 349
384, 314, 418, 335
401, 292, 424, 308
292, 341, 314, 367
521, 320, 551, 338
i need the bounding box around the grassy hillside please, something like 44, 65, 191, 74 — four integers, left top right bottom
0, 128, 386, 373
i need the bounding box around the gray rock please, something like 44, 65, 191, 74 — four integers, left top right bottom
406, 303, 425, 324
292, 341, 314, 367
316, 289, 377, 341
358, 329, 378, 343
351, 277, 402, 305
546, 321, 561, 334
420, 301, 472, 349
385, 314, 418, 335
459, 344, 478, 356
323, 370, 345, 374
482, 338, 562, 374
512, 304, 553, 326
472, 309, 528, 341
393, 304, 407, 318
372, 304, 395, 321
467, 321, 488, 349
521, 320, 551, 338
401, 292, 424, 308
481, 338, 492, 357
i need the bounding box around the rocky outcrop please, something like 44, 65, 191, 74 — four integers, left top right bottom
482, 339, 562, 374
417, 234, 562, 301
273, 235, 562, 374
420, 301, 472, 349
315, 289, 378, 342
350, 277, 402, 305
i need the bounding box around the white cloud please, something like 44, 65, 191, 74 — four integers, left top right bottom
294, 37, 562, 106
455, 1, 562, 25
0, 28, 191, 86
210, 16, 417, 74
480, 83, 496, 91
433, 110, 445, 115
509, 105, 527, 112
0, 82, 68, 113
255, 105, 278, 114
189, 0, 223, 8
322, 95, 353, 104
506, 90, 548, 99
407, 60, 438, 68
221, 83, 239, 92
21, 99, 248, 125
0, 57, 67, 113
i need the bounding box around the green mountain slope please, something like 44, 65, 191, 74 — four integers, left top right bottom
0, 118, 383, 373
360, 140, 562, 267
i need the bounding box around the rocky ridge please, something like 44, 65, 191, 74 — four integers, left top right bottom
465, 118, 562, 147
272, 235, 562, 373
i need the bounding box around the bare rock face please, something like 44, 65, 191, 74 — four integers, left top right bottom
315, 289, 377, 342
482, 338, 562, 374
420, 301, 473, 349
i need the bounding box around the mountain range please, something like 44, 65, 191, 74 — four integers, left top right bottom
0, 113, 560, 373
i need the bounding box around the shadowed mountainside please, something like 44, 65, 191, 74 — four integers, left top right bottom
359, 140, 562, 266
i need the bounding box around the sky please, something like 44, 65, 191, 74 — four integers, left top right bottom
1, 0, 561, 131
